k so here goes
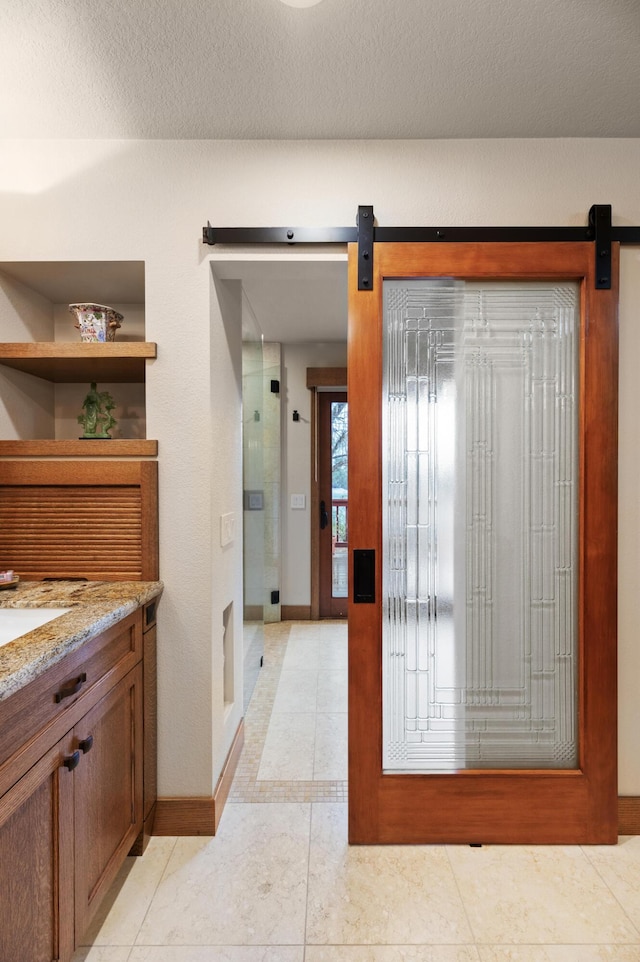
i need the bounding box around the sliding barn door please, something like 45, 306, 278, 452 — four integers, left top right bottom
348, 242, 618, 844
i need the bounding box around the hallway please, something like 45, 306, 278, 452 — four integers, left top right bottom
74, 621, 640, 961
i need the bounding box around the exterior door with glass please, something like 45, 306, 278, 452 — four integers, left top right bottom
319, 391, 349, 618
347, 242, 619, 844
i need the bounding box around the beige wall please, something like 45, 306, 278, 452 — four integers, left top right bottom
1, 138, 639, 796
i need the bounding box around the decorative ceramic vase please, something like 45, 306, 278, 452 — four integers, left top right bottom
69, 303, 123, 342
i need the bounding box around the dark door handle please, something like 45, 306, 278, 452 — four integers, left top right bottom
320, 500, 329, 530
354, 549, 375, 603
79, 735, 94, 754
63, 750, 81, 772
55, 672, 87, 703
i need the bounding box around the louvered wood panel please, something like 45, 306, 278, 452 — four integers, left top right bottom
0, 461, 159, 581
0, 487, 143, 580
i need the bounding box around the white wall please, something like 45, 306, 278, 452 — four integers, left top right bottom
0, 270, 55, 438
1, 138, 640, 796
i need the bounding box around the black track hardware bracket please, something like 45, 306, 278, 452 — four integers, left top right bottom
202, 222, 356, 246
357, 205, 375, 291
590, 204, 612, 290
203, 205, 640, 291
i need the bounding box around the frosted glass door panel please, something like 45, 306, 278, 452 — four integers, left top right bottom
382, 280, 579, 772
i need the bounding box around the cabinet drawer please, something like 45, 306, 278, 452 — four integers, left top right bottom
0, 609, 142, 796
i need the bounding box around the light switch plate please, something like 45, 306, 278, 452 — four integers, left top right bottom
290, 494, 306, 509
220, 512, 235, 546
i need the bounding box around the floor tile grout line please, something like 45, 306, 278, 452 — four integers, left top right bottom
311, 670, 320, 781
129, 834, 179, 950
444, 843, 481, 948
580, 842, 640, 941
302, 800, 314, 962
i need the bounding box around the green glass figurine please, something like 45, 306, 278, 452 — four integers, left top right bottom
78, 382, 117, 439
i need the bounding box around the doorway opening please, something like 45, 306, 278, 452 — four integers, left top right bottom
307, 368, 348, 620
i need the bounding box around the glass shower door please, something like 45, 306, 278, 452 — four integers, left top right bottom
242, 318, 265, 710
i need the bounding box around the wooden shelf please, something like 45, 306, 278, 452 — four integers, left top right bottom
0, 343, 156, 383
0, 440, 158, 457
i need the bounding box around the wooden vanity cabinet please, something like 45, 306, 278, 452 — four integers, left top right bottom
0, 604, 155, 962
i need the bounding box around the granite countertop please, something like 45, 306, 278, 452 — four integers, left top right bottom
0, 580, 163, 702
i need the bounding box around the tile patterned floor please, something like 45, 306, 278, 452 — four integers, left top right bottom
229, 620, 348, 804
74, 621, 640, 962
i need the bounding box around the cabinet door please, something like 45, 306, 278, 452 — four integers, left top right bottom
73, 664, 143, 942
0, 734, 75, 962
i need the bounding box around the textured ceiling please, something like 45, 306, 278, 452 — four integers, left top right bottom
2, 0, 640, 139
3, 0, 638, 342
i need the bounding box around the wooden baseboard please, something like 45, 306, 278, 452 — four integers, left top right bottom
153, 720, 244, 836
281, 605, 312, 621
619, 796, 640, 834
153, 796, 217, 836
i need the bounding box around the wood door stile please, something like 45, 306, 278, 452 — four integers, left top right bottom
0, 459, 159, 581
347, 242, 619, 845
348, 252, 383, 841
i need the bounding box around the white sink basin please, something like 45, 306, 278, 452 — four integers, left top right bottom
0, 608, 71, 649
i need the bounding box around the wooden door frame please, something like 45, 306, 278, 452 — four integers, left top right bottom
348, 241, 619, 844
307, 367, 347, 620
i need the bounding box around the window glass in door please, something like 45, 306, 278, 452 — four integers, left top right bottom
382, 280, 579, 773
319, 391, 348, 618
331, 399, 349, 602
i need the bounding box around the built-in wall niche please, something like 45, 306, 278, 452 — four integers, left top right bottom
0, 261, 157, 456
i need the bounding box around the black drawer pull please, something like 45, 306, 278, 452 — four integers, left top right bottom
55, 672, 87, 704
78, 735, 94, 754
63, 751, 81, 772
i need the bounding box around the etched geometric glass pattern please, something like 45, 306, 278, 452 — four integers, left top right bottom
382, 280, 579, 772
